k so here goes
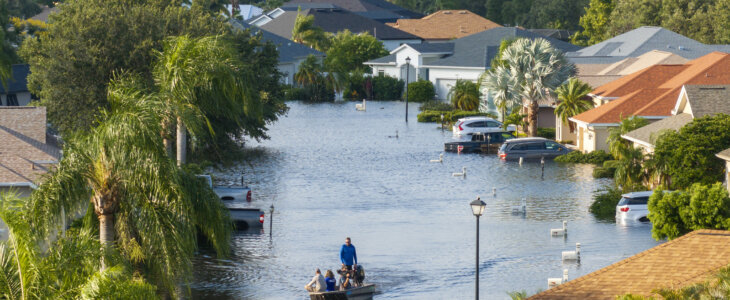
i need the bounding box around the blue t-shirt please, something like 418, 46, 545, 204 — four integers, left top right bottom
325, 277, 336, 291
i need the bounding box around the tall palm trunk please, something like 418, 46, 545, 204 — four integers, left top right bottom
176, 116, 186, 166
162, 119, 173, 158
527, 100, 539, 136
94, 194, 117, 270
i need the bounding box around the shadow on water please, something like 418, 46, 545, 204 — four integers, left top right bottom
191, 101, 662, 299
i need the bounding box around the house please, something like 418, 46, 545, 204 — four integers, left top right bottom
385, 10, 502, 42
578, 50, 689, 89
567, 52, 730, 153
254, 7, 422, 51
0, 106, 60, 198
622, 85, 730, 152
280, 0, 422, 23
566, 26, 730, 79
527, 29, 572, 42
529, 229, 730, 300
717, 148, 730, 194
364, 27, 581, 119
230, 20, 324, 85
228, 4, 264, 21
0, 65, 32, 107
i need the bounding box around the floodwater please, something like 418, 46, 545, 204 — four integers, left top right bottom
191, 101, 662, 299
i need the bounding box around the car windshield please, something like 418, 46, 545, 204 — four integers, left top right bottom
618, 196, 650, 206
499, 143, 508, 152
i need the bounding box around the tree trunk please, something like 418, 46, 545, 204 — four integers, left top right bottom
99, 213, 115, 270
527, 100, 539, 137
177, 116, 186, 166
162, 119, 173, 158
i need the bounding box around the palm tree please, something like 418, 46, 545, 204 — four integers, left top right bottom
291, 13, 330, 51
28, 76, 231, 296
0, 193, 159, 299
484, 38, 575, 136
555, 78, 593, 133
479, 67, 518, 121
607, 116, 649, 160
448, 79, 481, 111
153, 35, 256, 166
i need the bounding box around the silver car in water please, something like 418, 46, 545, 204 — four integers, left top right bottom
497, 137, 572, 160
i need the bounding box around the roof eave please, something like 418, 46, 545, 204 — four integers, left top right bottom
621, 134, 654, 149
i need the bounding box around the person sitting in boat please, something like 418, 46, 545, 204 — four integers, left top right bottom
340, 237, 357, 271
324, 270, 336, 292
339, 269, 353, 291
304, 268, 326, 293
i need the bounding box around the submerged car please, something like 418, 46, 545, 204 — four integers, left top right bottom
497, 138, 572, 160
616, 191, 654, 222
445, 131, 515, 153
452, 117, 516, 136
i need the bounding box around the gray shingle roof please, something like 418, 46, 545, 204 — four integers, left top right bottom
683, 85, 730, 118
0, 65, 30, 94
622, 113, 693, 147
717, 148, 730, 161
566, 26, 730, 65
366, 53, 396, 64
424, 27, 581, 68
407, 43, 454, 53
259, 8, 421, 40
230, 20, 323, 63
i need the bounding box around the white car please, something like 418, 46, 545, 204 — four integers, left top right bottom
452, 117, 516, 136
615, 191, 654, 222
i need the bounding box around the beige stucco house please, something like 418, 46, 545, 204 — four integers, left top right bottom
717, 149, 730, 194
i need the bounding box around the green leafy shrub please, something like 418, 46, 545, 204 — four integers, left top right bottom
448, 79, 480, 111
372, 75, 403, 100
536, 127, 556, 139
417, 110, 498, 123
283, 85, 308, 100
343, 72, 367, 100
649, 183, 730, 240
589, 187, 623, 221
419, 100, 454, 112
555, 150, 614, 164
592, 167, 614, 178
407, 79, 435, 102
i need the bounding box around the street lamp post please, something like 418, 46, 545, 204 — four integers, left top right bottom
440, 114, 444, 132
405, 56, 411, 123
470, 197, 486, 300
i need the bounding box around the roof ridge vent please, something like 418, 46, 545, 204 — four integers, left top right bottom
459, 10, 467, 14
443, 11, 451, 14
678, 45, 686, 50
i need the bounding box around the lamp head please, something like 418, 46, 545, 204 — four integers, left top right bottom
470, 197, 486, 217
405, 56, 411, 64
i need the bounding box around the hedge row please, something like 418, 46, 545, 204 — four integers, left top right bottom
417, 110, 497, 123
555, 150, 614, 164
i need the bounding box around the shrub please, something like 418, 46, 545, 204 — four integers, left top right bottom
589, 187, 623, 221
283, 85, 308, 100
419, 100, 454, 112
417, 110, 498, 123
343, 72, 367, 100
555, 150, 613, 164
536, 127, 556, 139
372, 75, 403, 100
407, 79, 435, 102
448, 79, 481, 111
649, 183, 730, 240
592, 167, 614, 178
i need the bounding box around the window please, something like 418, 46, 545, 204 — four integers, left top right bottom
618, 197, 650, 206
511, 144, 527, 150
526, 142, 545, 150
6, 94, 18, 106
502, 132, 515, 140
378, 70, 384, 77
545, 141, 561, 151
466, 121, 486, 128
486, 121, 501, 127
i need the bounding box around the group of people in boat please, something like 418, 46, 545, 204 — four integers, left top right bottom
305, 237, 364, 293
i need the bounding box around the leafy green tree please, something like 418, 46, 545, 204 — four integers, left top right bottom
291, 13, 330, 52
554, 78, 593, 133
407, 79, 435, 102
525, 0, 589, 30
572, 0, 615, 46
19, 0, 228, 135
606, 116, 649, 160
653, 114, 730, 189
648, 183, 730, 240
485, 0, 503, 24
28, 77, 231, 296
481, 38, 574, 136
448, 79, 480, 111
294, 55, 333, 102
503, 111, 527, 130
324, 30, 388, 74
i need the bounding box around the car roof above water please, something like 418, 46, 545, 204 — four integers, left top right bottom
621, 191, 654, 198
457, 116, 497, 122
503, 137, 550, 144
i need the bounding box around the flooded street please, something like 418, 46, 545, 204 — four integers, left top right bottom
191, 101, 662, 299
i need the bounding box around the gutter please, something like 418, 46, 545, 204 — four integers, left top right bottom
421, 65, 486, 70
620, 134, 655, 149
0, 182, 38, 189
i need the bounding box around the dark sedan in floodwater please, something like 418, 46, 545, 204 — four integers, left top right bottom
498, 137, 572, 160
444, 131, 515, 153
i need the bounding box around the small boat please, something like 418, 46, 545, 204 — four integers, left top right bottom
309, 284, 376, 300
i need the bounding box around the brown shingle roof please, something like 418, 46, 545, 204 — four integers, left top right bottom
386, 10, 502, 40
574, 52, 730, 124
529, 230, 730, 300
0, 107, 60, 184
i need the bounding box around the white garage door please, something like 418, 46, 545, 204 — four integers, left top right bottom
435, 79, 457, 101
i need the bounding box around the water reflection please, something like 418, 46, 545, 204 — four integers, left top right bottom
191, 101, 662, 299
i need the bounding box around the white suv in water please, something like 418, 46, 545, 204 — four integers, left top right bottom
615, 191, 655, 222
452, 117, 516, 136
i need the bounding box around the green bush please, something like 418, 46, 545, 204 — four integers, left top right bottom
536, 127, 556, 139
603, 160, 620, 169
592, 167, 615, 178
417, 110, 497, 123
589, 187, 624, 222
649, 183, 730, 240
555, 150, 614, 164
343, 73, 367, 100
283, 85, 308, 100
407, 79, 435, 102
372, 75, 403, 100
419, 100, 454, 112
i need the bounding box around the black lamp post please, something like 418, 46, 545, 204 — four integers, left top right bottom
470, 197, 486, 300
405, 56, 411, 123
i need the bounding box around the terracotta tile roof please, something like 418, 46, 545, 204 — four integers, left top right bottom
529, 230, 730, 300
386, 10, 501, 40
574, 52, 730, 124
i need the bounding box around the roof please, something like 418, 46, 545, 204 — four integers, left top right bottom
282, 0, 422, 21
0, 65, 30, 94
529, 230, 730, 300
29, 6, 57, 23
680, 85, 730, 118
621, 113, 693, 147
227, 4, 264, 21
573, 52, 730, 124
258, 8, 421, 40
527, 29, 572, 42
386, 10, 502, 40
566, 26, 730, 63
230, 21, 323, 63
424, 27, 581, 68
596, 50, 689, 76
717, 148, 730, 161
0, 107, 60, 185
405, 43, 454, 54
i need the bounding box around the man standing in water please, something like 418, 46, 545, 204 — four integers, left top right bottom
340, 237, 357, 270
